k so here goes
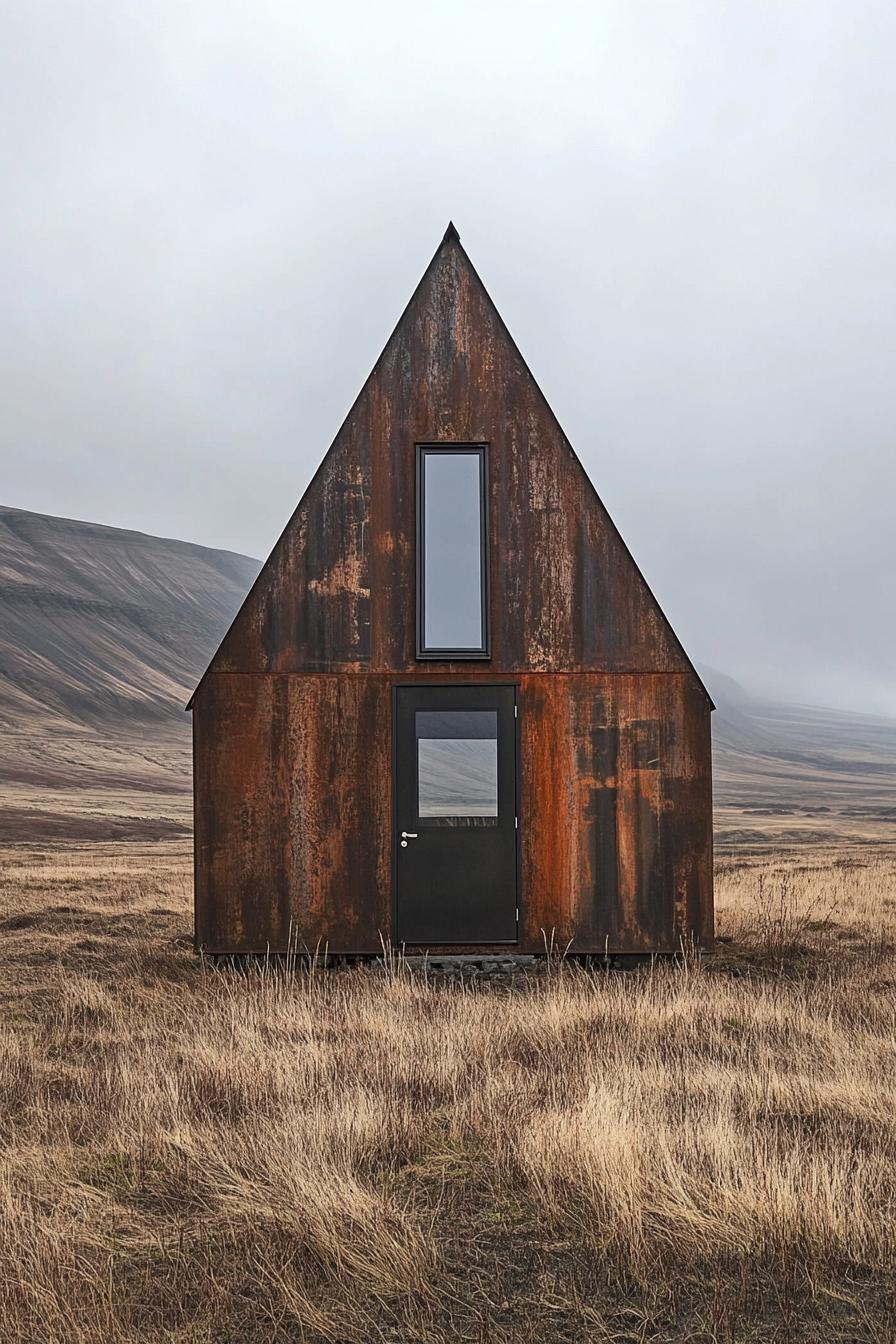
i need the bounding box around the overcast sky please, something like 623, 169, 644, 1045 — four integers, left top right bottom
2, 2, 894, 713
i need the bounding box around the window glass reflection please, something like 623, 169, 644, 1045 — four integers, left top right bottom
422, 450, 484, 651
416, 710, 497, 818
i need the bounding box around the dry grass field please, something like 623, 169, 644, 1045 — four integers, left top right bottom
1, 842, 895, 1342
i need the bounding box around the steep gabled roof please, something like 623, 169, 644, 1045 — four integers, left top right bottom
189, 224, 712, 708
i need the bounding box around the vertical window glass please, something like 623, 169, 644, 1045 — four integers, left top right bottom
416, 709, 498, 824
417, 446, 489, 656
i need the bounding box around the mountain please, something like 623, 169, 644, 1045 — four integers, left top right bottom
699, 665, 896, 848
0, 505, 260, 732
0, 505, 259, 841
0, 505, 892, 849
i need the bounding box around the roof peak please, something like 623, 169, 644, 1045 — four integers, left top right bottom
442, 220, 460, 245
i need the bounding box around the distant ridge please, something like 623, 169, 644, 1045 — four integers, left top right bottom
0, 505, 260, 732
697, 664, 896, 848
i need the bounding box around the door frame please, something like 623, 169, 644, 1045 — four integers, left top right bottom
391, 681, 521, 948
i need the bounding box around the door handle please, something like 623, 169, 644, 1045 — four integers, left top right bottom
400, 831, 417, 848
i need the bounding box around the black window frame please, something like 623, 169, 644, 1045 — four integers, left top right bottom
416, 443, 490, 660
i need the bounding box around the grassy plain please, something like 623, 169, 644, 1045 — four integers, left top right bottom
1, 841, 895, 1342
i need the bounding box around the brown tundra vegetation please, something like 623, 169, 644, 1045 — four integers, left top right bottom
1, 843, 895, 1343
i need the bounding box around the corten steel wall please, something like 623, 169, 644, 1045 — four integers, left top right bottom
193, 671, 711, 954
191, 229, 714, 954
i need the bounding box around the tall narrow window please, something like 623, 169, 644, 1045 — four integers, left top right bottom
417, 445, 489, 658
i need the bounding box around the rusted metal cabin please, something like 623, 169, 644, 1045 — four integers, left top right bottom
190, 224, 713, 957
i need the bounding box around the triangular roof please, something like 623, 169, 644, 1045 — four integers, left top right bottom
189, 224, 711, 708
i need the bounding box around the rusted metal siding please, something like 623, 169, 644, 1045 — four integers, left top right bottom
204, 234, 698, 682
192, 229, 713, 955
194, 671, 711, 955
519, 673, 712, 953
194, 674, 391, 953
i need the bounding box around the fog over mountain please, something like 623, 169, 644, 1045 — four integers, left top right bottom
2, 3, 895, 716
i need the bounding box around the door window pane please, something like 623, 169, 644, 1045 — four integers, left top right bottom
419, 448, 487, 654
416, 710, 497, 819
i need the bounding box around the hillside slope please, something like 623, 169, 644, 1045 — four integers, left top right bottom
701, 666, 896, 848
0, 506, 259, 839
0, 505, 260, 732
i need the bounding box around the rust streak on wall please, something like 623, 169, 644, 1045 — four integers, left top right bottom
195, 671, 711, 956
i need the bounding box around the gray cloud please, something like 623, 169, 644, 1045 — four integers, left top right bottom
2, 1, 894, 712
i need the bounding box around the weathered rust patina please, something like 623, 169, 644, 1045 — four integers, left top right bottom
192, 225, 713, 955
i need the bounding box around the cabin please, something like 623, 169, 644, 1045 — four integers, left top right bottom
189, 225, 713, 957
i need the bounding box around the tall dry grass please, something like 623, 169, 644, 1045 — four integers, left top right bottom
0, 844, 894, 1341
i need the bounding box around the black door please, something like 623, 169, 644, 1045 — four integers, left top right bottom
394, 685, 518, 944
